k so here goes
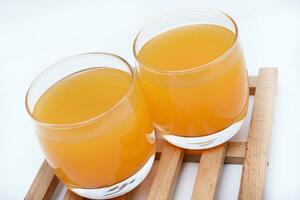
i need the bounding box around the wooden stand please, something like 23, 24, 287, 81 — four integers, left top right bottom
25, 68, 278, 200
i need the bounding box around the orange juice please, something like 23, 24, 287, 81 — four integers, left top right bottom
33, 67, 155, 188
137, 24, 248, 137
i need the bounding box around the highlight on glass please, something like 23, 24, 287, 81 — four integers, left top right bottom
25, 53, 155, 199
133, 9, 249, 149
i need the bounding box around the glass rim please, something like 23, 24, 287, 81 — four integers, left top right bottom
132, 8, 239, 75
25, 52, 136, 129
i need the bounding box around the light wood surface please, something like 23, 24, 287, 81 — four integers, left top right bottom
147, 143, 184, 200
63, 190, 84, 200
225, 142, 247, 164
239, 68, 277, 200
191, 144, 227, 200
25, 160, 59, 200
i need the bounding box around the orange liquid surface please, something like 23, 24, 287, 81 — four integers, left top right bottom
33, 68, 155, 188
138, 24, 249, 137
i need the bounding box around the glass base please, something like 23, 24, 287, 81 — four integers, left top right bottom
70, 155, 155, 199
161, 118, 245, 150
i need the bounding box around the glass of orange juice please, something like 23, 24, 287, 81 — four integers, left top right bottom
133, 9, 249, 149
25, 53, 155, 199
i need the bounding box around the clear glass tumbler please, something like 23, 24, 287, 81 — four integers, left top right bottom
133, 9, 249, 149
25, 53, 155, 199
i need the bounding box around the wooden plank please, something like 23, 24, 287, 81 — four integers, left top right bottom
63, 190, 84, 200
148, 143, 184, 200
25, 160, 59, 200
191, 144, 227, 200
225, 142, 246, 164
249, 75, 257, 95
239, 68, 277, 200
156, 139, 246, 164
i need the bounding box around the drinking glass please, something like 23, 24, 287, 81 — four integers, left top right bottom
25, 53, 155, 199
133, 9, 249, 149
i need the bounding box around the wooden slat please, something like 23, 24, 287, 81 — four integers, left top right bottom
25, 160, 59, 200
249, 75, 257, 95
191, 144, 227, 200
239, 68, 277, 200
156, 139, 246, 164
63, 190, 84, 200
225, 141, 247, 164
148, 143, 184, 200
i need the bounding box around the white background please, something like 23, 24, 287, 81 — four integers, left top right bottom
1, 0, 300, 199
